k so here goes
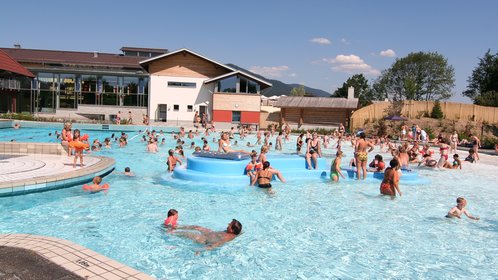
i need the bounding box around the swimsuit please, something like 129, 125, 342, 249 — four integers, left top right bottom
308, 140, 319, 154
380, 181, 395, 196
257, 170, 273, 188
330, 159, 340, 179
356, 152, 368, 162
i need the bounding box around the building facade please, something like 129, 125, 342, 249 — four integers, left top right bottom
140, 49, 271, 124
2, 46, 271, 126
0, 46, 167, 122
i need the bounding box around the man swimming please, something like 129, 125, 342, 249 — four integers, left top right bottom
174, 219, 242, 252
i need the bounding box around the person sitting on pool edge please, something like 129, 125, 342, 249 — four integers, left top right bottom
446, 197, 479, 220
251, 161, 285, 189
174, 219, 242, 253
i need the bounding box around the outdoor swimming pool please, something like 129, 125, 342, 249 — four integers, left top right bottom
0, 125, 497, 279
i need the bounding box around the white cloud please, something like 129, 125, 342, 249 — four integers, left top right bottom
289, 73, 297, 77
249, 65, 290, 78
380, 49, 396, 57
310, 37, 331, 45
320, 54, 380, 76
332, 54, 364, 64
340, 38, 350, 45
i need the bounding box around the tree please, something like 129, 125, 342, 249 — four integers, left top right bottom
372, 52, 455, 101
290, 85, 305, 96
332, 74, 382, 107
463, 50, 498, 107
430, 100, 444, 119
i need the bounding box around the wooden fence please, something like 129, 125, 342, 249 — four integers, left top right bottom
350, 101, 498, 130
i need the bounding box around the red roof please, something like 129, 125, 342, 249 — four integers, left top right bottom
0, 48, 144, 69
0, 49, 34, 77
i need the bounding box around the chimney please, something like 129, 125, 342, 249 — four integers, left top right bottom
93, 51, 98, 58
13, 43, 21, 49
347, 86, 355, 99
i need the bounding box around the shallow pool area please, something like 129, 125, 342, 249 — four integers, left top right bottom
0, 125, 497, 279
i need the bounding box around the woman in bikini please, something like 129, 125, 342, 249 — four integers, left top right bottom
437, 139, 450, 167
305, 132, 322, 170
251, 161, 285, 189
450, 131, 459, 154
380, 158, 402, 197
218, 133, 250, 154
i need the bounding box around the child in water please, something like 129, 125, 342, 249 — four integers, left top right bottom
446, 197, 479, 220
164, 209, 179, 228
330, 151, 346, 182
82, 176, 108, 193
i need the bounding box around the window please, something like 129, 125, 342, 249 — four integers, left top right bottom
232, 111, 241, 122
217, 76, 237, 93
187, 105, 193, 112
168, 81, 196, 88
173, 104, 179, 111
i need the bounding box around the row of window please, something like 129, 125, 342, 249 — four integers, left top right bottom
172, 104, 194, 112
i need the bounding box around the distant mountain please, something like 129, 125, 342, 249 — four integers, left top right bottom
226, 63, 331, 97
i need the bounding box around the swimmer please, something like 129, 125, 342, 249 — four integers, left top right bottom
418, 154, 438, 168
251, 161, 285, 189
164, 209, 178, 228
465, 149, 476, 163
447, 154, 462, 169
146, 139, 158, 153
124, 167, 135, 176
446, 197, 479, 220
174, 219, 242, 253
245, 153, 262, 183
167, 149, 182, 172
355, 132, 375, 179
380, 158, 402, 197
330, 151, 346, 182
202, 140, 210, 151
82, 176, 107, 193
368, 154, 386, 172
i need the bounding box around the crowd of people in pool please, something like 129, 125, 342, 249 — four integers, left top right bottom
18, 120, 481, 251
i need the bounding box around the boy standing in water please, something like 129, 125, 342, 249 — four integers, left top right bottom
446, 197, 479, 220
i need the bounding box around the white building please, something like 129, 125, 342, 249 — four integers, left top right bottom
140, 49, 271, 125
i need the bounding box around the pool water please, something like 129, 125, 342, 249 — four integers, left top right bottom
0, 126, 497, 279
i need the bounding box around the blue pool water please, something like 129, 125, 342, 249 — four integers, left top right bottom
0, 126, 497, 279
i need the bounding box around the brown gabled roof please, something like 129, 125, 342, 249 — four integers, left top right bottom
0, 48, 144, 69
274, 96, 358, 109
0, 49, 34, 77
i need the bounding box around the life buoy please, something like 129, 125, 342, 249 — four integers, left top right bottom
81, 134, 89, 141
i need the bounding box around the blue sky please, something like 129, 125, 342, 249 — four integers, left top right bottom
1, 0, 497, 103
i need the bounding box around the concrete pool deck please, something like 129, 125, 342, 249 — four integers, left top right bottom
0, 142, 115, 196
0, 234, 154, 280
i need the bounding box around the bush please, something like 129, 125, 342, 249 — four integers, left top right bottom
424, 126, 435, 140
481, 136, 498, 149
431, 101, 444, 119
